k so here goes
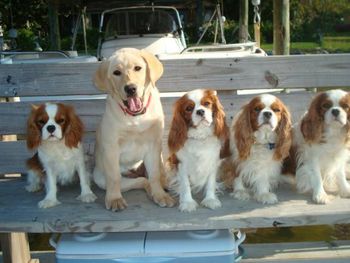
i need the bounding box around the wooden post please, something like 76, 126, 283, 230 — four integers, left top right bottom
239, 0, 249, 43
0, 233, 39, 263
1, 97, 19, 176
273, 0, 290, 55
252, 1, 261, 47
254, 23, 261, 47
48, 0, 61, 50
196, 0, 203, 39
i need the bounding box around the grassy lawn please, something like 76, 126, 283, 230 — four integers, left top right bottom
323, 36, 350, 51
261, 36, 350, 54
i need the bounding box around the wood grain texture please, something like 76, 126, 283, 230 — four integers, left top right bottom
0, 92, 313, 135
242, 241, 350, 263
0, 179, 350, 233
0, 232, 36, 263
0, 92, 315, 173
0, 54, 349, 97
0, 54, 349, 234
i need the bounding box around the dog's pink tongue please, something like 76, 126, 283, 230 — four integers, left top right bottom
128, 97, 143, 112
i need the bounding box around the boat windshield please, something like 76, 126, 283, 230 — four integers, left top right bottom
104, 8, 178, 39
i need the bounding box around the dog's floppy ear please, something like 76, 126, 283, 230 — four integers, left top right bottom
27, 106, 41, 150
64, 104, 84, 149
140, 49, 164, 86
93, 60, 110, 91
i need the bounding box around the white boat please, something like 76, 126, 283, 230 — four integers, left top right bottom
0, 50, 97, 64
0, 5, 265, 64
97, 5, 266, 60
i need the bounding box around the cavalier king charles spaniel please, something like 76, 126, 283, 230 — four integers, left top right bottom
26, 103, 97, 208
221, 94, 292, 204
166, 89, 229, 212
293, 89, 350, 204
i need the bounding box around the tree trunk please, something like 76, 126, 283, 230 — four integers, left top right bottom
196, 0, 203, 40
273, 0, 290, 55
239, 0, 249, 43
48, 0, 61, 50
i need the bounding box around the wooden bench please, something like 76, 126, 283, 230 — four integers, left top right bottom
1, 54, 350, 262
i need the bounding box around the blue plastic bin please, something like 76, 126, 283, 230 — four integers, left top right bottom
55, 229, 245, 263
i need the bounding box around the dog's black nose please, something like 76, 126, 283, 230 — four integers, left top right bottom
332, 109, 340, 117
196, 109, 205, 117
124, 85, 137, 97
263, 111, 272, 119
47, 125, 56, 133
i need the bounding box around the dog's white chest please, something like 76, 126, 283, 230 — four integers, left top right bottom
118, 137, 148, 169
299, 126, 348, 174
177, 136, 221, 189
234, 128, 281, 186
38, 141, 81, 183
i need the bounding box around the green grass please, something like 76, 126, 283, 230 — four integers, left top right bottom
261, 36, 350, 54
323, 36, 350, 51
324, 36, 350, 41
261, 42, 320, 54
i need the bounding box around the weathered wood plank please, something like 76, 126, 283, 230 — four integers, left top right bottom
0, 233, 38, 263
0, 251, 50, 263
0, 54, 349, 235
0, 179, 350, 233
0, 63, 98, 97
0, 140, 95, 174
242, 240, 350, 263
0, 92, 314, 135
0, 92, 315, 174
0, 54, 349, 97
0, 97, 184, 135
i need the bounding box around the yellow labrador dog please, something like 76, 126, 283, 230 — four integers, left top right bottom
93, 48, 175, 211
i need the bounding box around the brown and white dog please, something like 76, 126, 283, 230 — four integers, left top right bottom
293, 89, 350, 204
26, 103, 96, 208
93, 48, 175, 211
221, 94, 292, 204
166, 89, 229, 212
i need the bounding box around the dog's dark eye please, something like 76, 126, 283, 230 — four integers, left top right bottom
342, 104, 349, 111
113, 70, 121, 76
134, 66, 142, 71
186, 106, 194, 112
203, 101, 211, 107
37, 119, 46, 126
272, 108, 281, 113
322, 103, 332, 109
254, 107, 261, 112
56, 118, 65, 124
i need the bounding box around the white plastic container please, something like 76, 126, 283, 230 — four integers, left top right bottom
55, 229, 245, 263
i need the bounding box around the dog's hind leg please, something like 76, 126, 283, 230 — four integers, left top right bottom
121, 177, 151, 197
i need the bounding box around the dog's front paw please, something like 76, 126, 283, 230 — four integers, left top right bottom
179, 199, 198, 212
313, 192, 330, 204
256, 192, 278, 204
201, 197, 222, 210
105, 197, 127, 211
153, 192, 176, 208
231, 190, 250, 201
77, 192, 97, 203
38, 198, 61, 209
